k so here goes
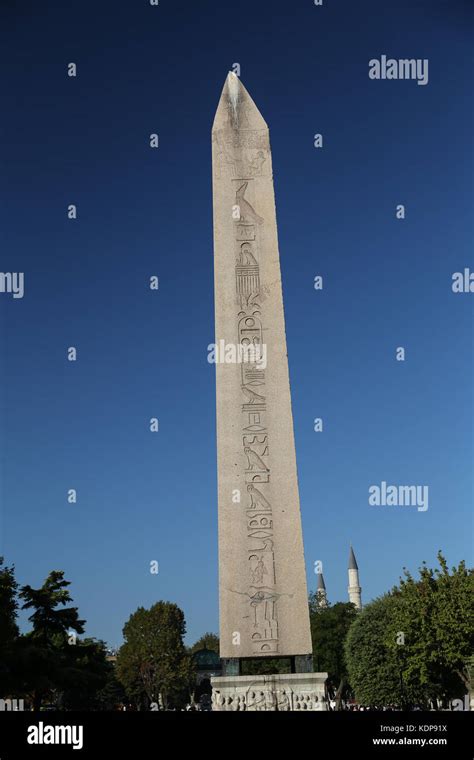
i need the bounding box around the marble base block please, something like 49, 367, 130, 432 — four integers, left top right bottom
211, 672, 328, 711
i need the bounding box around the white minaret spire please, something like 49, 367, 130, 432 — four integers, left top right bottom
316, 570, 328, 608
348, 544, 362, 609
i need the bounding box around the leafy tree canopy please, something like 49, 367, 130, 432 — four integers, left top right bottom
20, 570, 85, 644
116, 601, 192, 710
309, 599, 358, 705
189, 632, 219, 654
345, 553, 474, 707
0, 557, 19, 648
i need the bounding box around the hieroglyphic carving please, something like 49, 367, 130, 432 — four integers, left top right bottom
247, 484, 270, 510
235, 182, 264, 224
230, 182, 281, 655
236, 243, 260, 310
236, 223, 256, 241
213, 128, 270, 179
241, 386, 265, 405
251, 556, 268, 584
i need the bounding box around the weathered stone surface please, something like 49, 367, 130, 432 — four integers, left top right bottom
211, 673, 328, 711
212, 73, 313, 660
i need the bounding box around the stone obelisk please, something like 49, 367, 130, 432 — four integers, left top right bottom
211, 73, 327, 710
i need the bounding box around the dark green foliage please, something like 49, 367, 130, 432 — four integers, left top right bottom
189, 632, 219, 654
241, 657, 291, 675
20, 570, 85, 643
309, 599, 358, 706
345, 554, 474, 707
18, 570, 88, 709
389, 553, 474, 705
0, 558, 19, 692
116, 601, 193, 710
345, 593, 412, 706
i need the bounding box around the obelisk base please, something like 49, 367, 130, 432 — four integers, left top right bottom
211, 672, 328, 711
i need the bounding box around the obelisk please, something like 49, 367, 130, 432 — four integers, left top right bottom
211, 73, 327, 711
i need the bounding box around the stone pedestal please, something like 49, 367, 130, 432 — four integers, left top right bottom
211, 672, 328, 712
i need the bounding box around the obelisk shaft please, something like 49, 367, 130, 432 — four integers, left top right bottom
212, 73, 312, 659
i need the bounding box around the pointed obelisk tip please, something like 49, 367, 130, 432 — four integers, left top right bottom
226, 71, 240, 109
212, 71, 267, 132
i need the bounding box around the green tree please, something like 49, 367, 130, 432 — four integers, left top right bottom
0, 558, 19, 693
190, 632, 219, 654
389, 553, 474, 706
345, 593, 415, 707
345, 554, 474, 708
95, 668, 128, 711
18, 570, 86, 709
116, 601, 190, 710
309, 597, 358, 708
20, 571, 85, 645
58, 638, 111, 710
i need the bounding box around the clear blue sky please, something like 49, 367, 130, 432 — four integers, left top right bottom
0, 0, 472, 648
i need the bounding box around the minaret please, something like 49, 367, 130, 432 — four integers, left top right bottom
316, 571, 328, 608
348, 545, 362, 609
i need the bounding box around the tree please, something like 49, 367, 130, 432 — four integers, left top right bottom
345, 593, 415, 707
0, 564, 113, 710
389, 553, 474, 706
309, 598, 358, 708
345, 554, 474, 708
189, 632, 219, 654
0, 558, 19, 645
20, 571, 85, 645
18, 570, 86, 709
58, 638, 111, 710
95, 668, 128, 711
116, 601, 190, 710
0, 558, 19, 693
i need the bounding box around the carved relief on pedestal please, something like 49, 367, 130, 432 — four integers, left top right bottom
212, 678, 328, 712
277, 689, 291, 711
